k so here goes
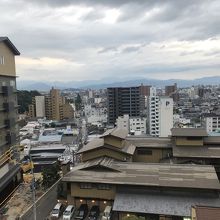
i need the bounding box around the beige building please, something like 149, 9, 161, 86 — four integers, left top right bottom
0, 37, 22, 205
29, 87, 74, 120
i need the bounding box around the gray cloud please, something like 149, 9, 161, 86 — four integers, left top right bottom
1, 0, 220, 82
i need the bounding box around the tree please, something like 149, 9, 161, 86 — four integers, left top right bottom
42, 164, 60, 189
17, 90, 41, 113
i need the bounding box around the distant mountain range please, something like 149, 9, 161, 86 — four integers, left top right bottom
17, 76, 220, 91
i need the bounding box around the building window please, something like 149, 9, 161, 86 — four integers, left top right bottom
97, 184, 110, 190
80, 183, 92, 189
137, 148, 153, 155
0, 56, 5, 64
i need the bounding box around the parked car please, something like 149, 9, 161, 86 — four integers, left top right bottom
63, 205, 75, 220
51, 203, 65, 219
101, 206, 112, 220
88, 205, 100, 220
75, 204, 88, 220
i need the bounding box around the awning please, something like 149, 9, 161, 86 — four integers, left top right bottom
113, 193, 220, 217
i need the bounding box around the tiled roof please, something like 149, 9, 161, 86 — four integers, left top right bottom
63, 162, 220, 190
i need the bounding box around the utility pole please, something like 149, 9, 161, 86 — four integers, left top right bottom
29, 145, 37, 220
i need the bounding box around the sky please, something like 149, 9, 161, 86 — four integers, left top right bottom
1, 0, 220, 82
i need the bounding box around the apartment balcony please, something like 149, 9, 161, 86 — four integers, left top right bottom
2, 86, 13, 96
5, 118, 16, 129
6, 133, 17, 145
3, 102, 15, 112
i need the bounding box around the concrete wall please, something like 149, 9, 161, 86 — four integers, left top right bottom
71, 183, 116, 200
175, 137, 203, 146
0, 42, 16, 76
133, 148, 163, 163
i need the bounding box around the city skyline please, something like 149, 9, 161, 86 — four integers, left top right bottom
1, 0, 220, 82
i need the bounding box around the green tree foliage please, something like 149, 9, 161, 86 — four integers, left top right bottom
75, 93, 82, 111
17, 90, 41, 113
42, 165, 60, 189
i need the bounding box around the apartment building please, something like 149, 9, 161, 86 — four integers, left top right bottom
107, 85, 150, 125
204, 114, 220, 133
29, 88, 74, 120
148, 87, 173, 137
165, 83, 179, 102
0, 37, 22, 205
116, 114, 147, 135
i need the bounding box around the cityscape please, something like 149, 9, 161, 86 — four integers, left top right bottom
1, 1, 220, 220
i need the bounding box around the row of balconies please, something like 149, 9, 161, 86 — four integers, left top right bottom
0, 118, 16, 129
0, 86, 16, 96
0, 102, 17, 112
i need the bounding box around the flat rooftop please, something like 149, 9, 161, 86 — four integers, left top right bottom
63, 161, 220, 190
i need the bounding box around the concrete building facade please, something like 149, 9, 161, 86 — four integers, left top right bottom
35, 96, 45, 118
0, 37, 22, 206
205, 114, 220, 133
107, 85, 151, 125
148, 88, 173, 137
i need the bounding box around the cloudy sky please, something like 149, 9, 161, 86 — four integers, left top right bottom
1, 0, 220, 82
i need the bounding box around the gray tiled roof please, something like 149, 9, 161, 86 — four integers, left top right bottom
113, 192, 220, 217
63, 162, 220, 190
101, 127, 128, 139
77, 138, 136, 155
126, 136, 171, 148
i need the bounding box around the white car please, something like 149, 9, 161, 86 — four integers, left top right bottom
63, 205, 75, 220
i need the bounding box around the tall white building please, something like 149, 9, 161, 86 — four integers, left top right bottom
159, 97, 173, 137
116, 114, 147, 135
35, 96, 45, 118
205, 115, 220, 133
148, 87, 173, 137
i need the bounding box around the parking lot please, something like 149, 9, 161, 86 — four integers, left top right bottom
47, 205, 106, 220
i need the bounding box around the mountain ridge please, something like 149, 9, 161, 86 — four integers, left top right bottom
17, 76, 220, 91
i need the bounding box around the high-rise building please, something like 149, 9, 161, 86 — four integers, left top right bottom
165, 83, 179, 102
35, 96, 45, 118
107, 87, 140, 125
204, 114, 220, 133
29, 88, 74, 120
148, 87, 173, 137
107, 85, 151, 125
0, 37, 22, 204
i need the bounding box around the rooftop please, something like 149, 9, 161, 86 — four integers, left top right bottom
77, 138, 136, 155
0, 37, 20, 55
113, 192, 220, 217
63, 161, 220, 190
101, 127, 128, 139
126, 136, 171, 148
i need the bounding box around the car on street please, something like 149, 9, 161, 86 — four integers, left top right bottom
51, 203, 65, 219
75, 204, 88, 220
88, 205, 100, 220
63, 205, 75, 220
